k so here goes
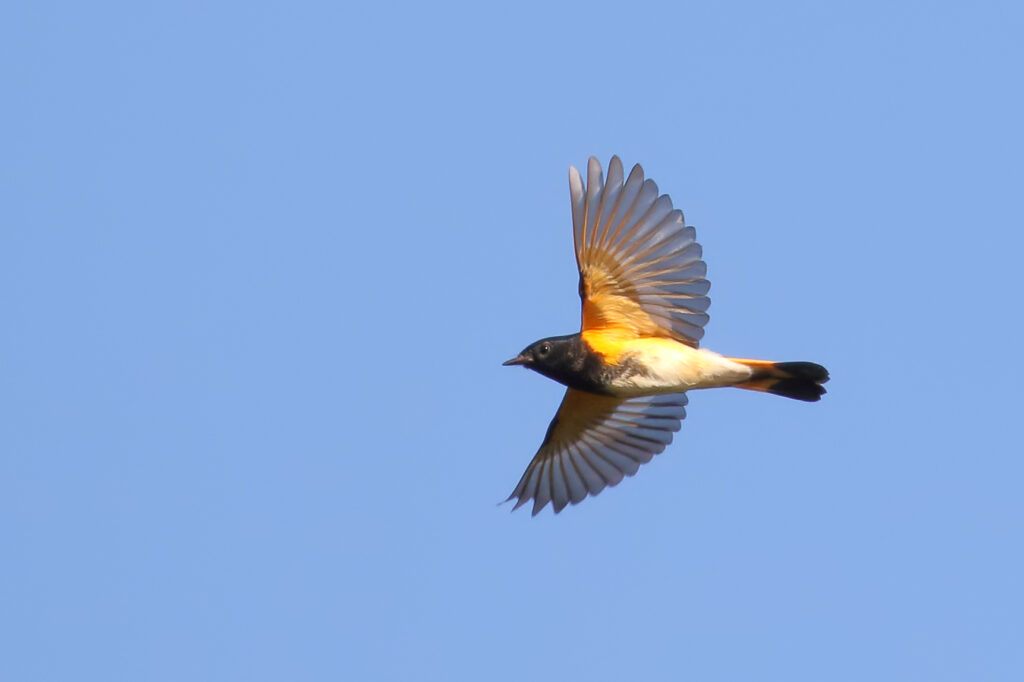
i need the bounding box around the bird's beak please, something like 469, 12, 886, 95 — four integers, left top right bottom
503, 353, 529, 366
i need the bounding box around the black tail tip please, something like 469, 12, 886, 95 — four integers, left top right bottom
765, 362, 829, 402
766, 377, 827, 402
773, 362, 830, 384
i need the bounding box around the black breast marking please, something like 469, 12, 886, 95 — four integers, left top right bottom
562, 343, 659, 395
613, 354, 656, 382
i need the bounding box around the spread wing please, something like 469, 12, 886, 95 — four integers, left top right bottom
507, 389, 688, 515
570, 156, 710, 347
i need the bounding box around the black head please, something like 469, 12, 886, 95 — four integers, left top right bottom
503, 335, 572, 369
502, 334, 602, 391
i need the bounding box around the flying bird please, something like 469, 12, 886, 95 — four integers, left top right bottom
503, 156, 829, 515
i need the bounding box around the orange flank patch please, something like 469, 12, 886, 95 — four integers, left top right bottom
580, 328, 634, 364
581, 330, 692, 366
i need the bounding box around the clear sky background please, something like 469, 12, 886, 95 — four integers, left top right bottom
3, 1, 1022, 680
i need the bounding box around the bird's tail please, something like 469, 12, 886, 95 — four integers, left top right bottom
731, 359, 830, 402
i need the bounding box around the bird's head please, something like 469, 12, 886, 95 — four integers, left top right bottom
502, 335, 579, 382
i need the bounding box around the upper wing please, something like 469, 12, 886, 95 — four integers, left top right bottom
570, 156, 710, 347
507, 389, 688, 515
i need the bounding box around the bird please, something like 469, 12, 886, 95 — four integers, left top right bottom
503, 156, 829, 516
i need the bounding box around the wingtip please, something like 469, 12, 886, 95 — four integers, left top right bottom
508, 493, 530, 512
607, 155, 623, 183
626, 161, 645, 184
587, 156, 603, 188
569, 166, 584, 192
506, 490, 559, 517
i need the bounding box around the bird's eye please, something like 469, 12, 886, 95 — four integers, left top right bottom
538, 343, 551, 356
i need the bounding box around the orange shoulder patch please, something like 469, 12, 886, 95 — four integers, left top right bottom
580, 328, 635, 364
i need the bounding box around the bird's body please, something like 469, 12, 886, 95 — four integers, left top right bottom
580, 330, 753, 396
521, 331, 753, 397
504, 156, 829, 515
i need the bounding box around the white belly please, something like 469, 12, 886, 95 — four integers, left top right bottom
608, 341, 753, 397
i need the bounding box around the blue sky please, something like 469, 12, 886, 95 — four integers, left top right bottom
2, 1, 1022, 680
